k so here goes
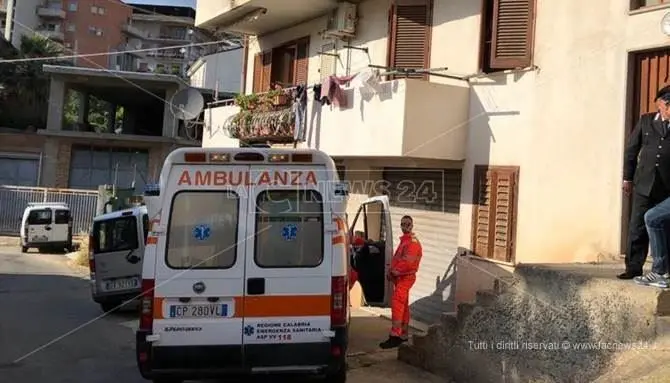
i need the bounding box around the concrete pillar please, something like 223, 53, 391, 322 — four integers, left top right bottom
46, 78, 66, 131
107, 103, 116, 133
77, 91, 89, 125
40, 140, 59, 187
162, 88, 178, 138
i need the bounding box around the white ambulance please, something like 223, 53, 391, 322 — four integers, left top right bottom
135, 147, 394, 383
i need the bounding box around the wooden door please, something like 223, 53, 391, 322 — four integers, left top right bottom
621, 48, 670, 253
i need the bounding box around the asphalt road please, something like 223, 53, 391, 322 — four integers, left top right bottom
0, 248, 444, 383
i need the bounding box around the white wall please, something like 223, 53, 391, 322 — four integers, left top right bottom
5, 0, 41, 47
189, 47, 243, 93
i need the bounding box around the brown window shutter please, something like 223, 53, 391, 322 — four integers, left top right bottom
489, 0, 534, 69
388, 0, 432, 80
261, 50, 272, 92
471, 166, 519, 263
252, 53, 263, 93
294, 39, 310, 85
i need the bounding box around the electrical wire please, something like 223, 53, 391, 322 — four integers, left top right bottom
0, 39, 237, 63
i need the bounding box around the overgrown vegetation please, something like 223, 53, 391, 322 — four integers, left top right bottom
0, 35, 68, 129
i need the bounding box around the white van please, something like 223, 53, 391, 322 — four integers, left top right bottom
20, 202, 73, 253
89, 206, 149, 312
135, 147, 397, 383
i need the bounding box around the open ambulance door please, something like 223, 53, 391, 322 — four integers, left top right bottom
349, 195, 393, 307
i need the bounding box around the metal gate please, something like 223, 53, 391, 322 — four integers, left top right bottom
0, 186, 98, 236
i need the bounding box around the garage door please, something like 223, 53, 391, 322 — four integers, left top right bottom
0, 155, 39, 186
69, 146, 149, 190
382, 168, 461, 325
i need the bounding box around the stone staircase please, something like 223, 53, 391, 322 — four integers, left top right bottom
398, 264, 670, 382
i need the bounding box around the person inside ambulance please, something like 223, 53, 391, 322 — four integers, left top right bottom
379, 215, 423, 349
349, 231, 366, 289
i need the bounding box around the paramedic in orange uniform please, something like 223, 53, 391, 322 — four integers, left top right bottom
349, 231, 365, 289
379, 215, 422, 349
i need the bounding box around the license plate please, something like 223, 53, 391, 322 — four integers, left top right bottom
104, 277, 139, 291
169, 304, 228, 318
31, 236, 47, 242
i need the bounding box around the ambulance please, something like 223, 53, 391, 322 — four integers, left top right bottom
135, 147, 395, 383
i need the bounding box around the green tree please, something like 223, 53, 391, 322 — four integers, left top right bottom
0, 35, 70, 129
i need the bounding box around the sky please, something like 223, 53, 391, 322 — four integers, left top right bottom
124, 0, 196, 8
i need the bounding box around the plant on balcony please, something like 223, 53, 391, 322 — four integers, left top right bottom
225, 87, 295, 142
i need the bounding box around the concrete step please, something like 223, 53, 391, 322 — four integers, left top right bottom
475, 289, 498, 307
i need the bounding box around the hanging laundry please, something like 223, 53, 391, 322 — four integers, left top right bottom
292, 85, 308, 142
313, 84, 323, 103
352, 68, 381, 96
319, 74, 358, 107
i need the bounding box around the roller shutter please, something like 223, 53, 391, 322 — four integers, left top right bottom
382, 168, 461, 325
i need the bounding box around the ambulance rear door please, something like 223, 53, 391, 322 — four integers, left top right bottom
242, 164, 334, 370
151, 164, 249, 362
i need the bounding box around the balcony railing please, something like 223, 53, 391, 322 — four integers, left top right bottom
121, 23, 148, 39
37, 29, 64, 41
220, 88, 296, 143
37, 6, 66, 19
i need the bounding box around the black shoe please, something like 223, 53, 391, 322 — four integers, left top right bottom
617, 271, 643, 280
379, 336, 405, 349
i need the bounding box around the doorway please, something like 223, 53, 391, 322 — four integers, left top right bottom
621, 48, 670, 253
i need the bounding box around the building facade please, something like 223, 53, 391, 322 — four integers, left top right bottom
197, 0, 670, 325
187, 46, 244, 93
117, 4, 218, 76
3, 0, 131, 68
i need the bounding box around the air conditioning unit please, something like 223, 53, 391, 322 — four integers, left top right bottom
324, 2, 357, 39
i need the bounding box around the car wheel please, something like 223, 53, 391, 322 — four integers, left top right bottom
21, 246, 28, 253
325, 363, 347, 383
100, 302, 118, 313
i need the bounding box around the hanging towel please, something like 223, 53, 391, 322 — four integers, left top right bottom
320, 74, 358, 107
293, 85, 307, 142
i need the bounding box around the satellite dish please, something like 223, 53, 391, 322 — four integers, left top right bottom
170, 87, 205, 121
662, 12, 670, 36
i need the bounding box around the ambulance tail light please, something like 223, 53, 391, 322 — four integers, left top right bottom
330, 276, 347, 327
139, 279, 155, 331
183, 152, 207, 162
88, 234, 95, 273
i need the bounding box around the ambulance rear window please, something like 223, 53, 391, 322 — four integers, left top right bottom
254, 190, 323, 268
166, 191, 239, 269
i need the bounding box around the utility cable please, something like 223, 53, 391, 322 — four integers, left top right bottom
0, 39, 239, 63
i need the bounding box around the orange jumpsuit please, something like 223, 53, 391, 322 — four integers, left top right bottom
389, 233, 422, 339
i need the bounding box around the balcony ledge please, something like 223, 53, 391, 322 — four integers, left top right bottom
203, 79, 469, 161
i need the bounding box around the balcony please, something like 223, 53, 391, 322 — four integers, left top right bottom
37, 29, 64, 41
121, 23, 148, 39
204, 79, 470, 160
196, 0, 341, 35
37, 6, 66, 19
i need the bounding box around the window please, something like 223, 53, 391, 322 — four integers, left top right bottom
319, 42, 337, 81
97, 6, 105, 15
142, 213, 149, 243
54, 210, 70, 224
27, 209, 52, 225
90, 5, 97, 13
471, 165, 519, 263
93, 216, 139, 254
68, 2, 77, 11
66, 23, 75, 32
252, 37, 309, 93
166, 191, 239, 269
254, 190, 324, 268
387, 0, 433, 80
479, 0, 535, 73
46, 23, 57, 31
631, 0, 670, 10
